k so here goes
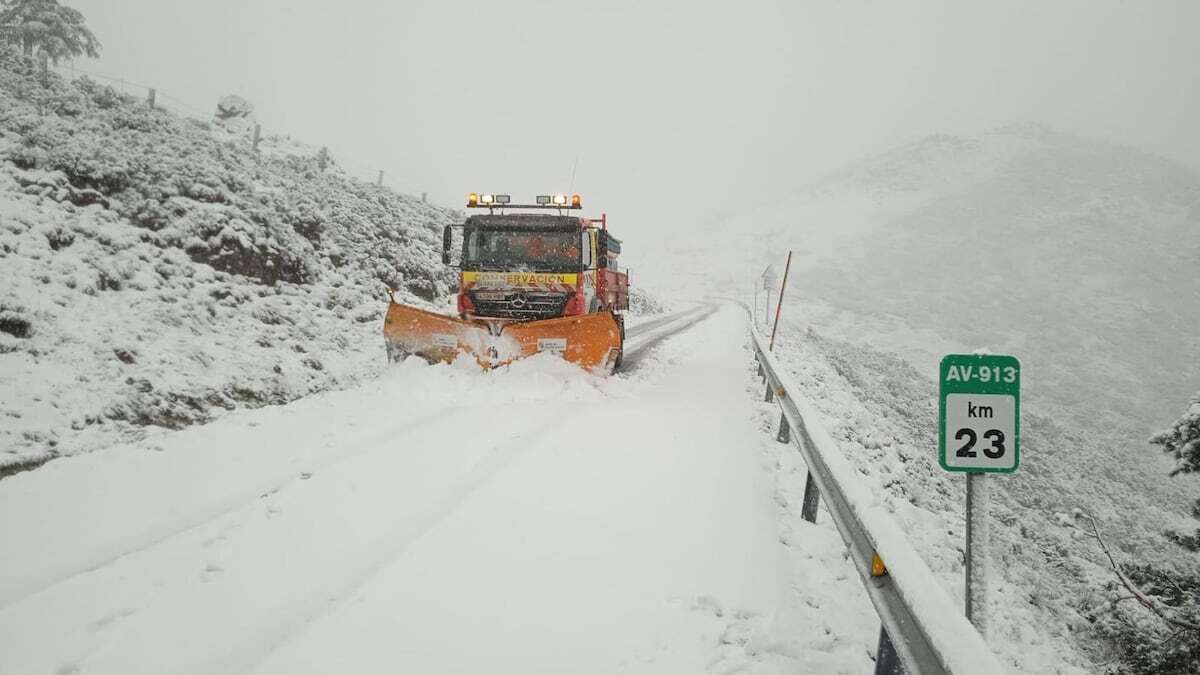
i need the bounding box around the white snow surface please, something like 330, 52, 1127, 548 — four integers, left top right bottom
0, 305, 881, 675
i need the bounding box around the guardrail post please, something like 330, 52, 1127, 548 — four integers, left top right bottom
874, 627, 903, 674
776, 412, 790, 443
800, 471, 820, 523
764, 382, 774, 403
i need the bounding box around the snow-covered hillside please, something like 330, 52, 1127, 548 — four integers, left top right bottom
0, 49, 460, 469
798, 125, 1198, 432
728, 125, 1200, 670
713, 125, 1196, 493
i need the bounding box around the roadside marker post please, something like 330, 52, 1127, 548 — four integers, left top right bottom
938, 353, 1020, 635
768, 252, 792, 351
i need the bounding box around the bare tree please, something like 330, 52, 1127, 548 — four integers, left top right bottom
1076, 511, 1200, 633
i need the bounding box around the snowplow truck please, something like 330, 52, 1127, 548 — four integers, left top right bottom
384, 193, 630, 373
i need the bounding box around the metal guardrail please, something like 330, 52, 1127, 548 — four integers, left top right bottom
749, 324, 1006, 675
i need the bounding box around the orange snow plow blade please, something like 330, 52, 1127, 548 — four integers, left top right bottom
501, 312, 622, 372
382, 303, 492, 365
383, 302, 622, 373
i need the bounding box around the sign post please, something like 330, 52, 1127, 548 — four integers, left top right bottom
964, 472, 989, 632
938, 353, 1020, 635
760, 266, 778, 332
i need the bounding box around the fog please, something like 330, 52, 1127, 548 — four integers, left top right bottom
73, 0, 1200, 235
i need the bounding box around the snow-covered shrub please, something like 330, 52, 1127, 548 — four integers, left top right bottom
1147, 393, 1200, 555
0, 304, 32, 338
1089, 563, 1200, 674
1154, 394, 1200, 478
628, 287, 666, 315
0, 47, 461, 467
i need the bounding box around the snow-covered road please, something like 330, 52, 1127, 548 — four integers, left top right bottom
0, 304, 875, 674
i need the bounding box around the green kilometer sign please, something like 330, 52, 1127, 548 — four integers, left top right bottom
938, 354, 1020, 474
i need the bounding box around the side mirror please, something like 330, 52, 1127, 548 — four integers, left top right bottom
442, 225, 453, 265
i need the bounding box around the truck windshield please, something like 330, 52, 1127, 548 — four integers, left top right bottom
464, 229, 581, 271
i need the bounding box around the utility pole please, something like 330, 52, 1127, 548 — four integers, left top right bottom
147, 88, 156, 110
252, 124, 262, 152
376, 170, 384, 186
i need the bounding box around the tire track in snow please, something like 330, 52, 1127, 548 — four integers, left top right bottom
625, 304, 713, 341
0, 402, 469, 611
230, 409, 576, 675
624, 306, 701, 338
0, 401, 578, 675
3, 305, 713, 611
621, 303, 720, 370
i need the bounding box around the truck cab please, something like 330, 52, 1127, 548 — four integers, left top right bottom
443, 198, 628, 331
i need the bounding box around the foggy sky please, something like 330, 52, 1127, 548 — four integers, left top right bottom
71, 0, 1200, 240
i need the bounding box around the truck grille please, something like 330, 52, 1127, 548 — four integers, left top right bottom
469, 290, 571, 320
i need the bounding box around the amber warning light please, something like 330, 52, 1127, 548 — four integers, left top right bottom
467, 193, 512, 207
534, 194, 582, 208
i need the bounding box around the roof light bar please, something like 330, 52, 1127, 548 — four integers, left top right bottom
469, 194, 582, 209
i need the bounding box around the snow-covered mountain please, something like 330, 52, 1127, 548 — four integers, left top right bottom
737, 123, 1199, 474
736, 125, 1200, 671
0, 50, 459, 469
804, 125, 1197, 427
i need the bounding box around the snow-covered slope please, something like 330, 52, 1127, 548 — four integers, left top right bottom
0, 49, 460, 469
732, 126, 1200, 670
806, 127, 1199, 511
797, 125, 1199, 433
